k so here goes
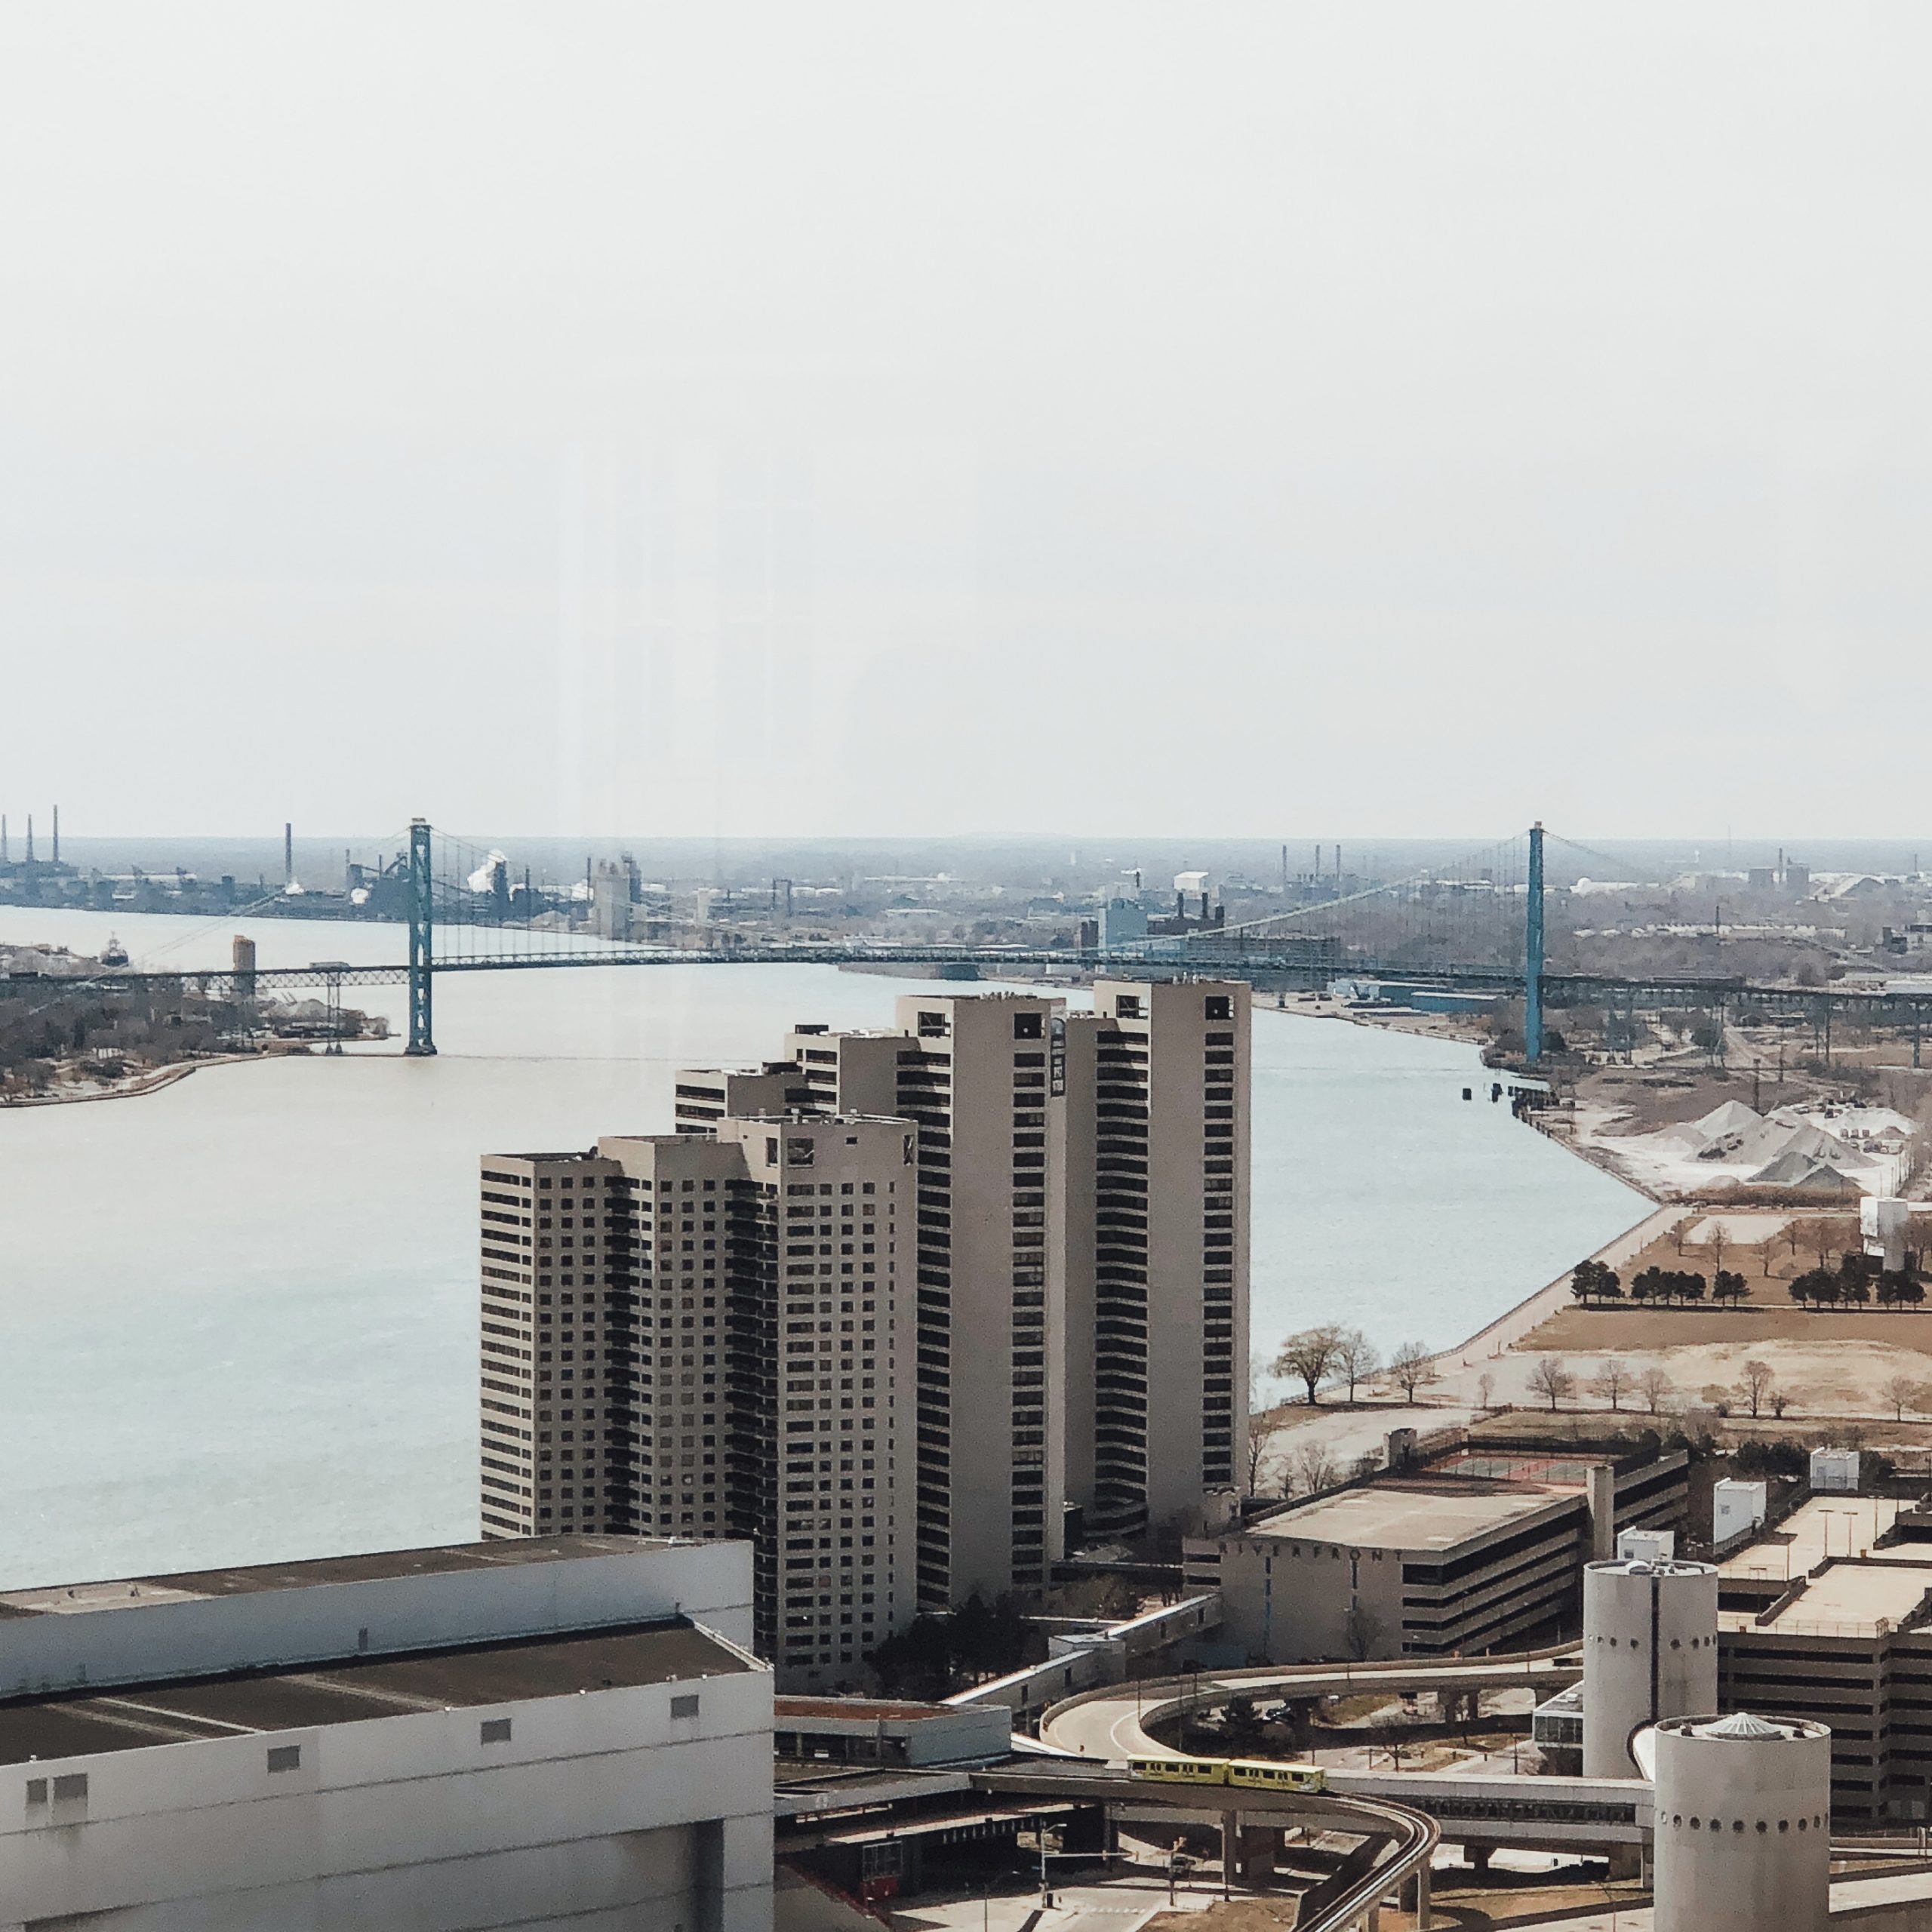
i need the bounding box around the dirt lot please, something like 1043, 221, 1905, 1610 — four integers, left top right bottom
1494, 1210, 1932, 1418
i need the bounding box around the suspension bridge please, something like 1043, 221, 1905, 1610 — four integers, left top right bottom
35, 820, 1932, 1066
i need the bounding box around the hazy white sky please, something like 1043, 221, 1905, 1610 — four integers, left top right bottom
2, 4, 1929, 841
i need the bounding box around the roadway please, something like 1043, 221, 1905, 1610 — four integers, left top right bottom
1039, 1647, 1583, 1762
971, 1766, 1439, 1932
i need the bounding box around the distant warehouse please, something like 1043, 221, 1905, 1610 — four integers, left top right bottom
1187, 1439, 1687, 1663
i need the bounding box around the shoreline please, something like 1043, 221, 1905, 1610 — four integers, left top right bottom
0, 1044, 367, 1109
0, 1059, 226, 1109
1251, 1000, 1669, 1374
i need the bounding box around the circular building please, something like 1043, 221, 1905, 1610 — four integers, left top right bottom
1582, 1557, 1718, 1779
1653, 1712, 1831, 1932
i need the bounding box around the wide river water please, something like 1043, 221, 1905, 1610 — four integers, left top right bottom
0, 906, 1645, 1590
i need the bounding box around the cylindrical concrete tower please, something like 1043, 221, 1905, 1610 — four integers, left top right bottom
1653, 1712, 1831, 1932
1583, 1557, 1718, 1778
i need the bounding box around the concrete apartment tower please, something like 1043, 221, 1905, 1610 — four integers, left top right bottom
478, 1115, 915, 1690
672, 1061, 814, 1134
891, 991, 1069, 1611
1062, 979, 1250, 1537
785, 1024, 903, 1115
710, 1114, 916, 1679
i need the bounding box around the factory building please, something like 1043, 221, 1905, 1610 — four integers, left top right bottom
0, 1538, 771, 1931
1187, 1444, 1689, 1663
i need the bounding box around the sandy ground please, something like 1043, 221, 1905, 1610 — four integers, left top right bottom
1253, 1403, 1480, 1494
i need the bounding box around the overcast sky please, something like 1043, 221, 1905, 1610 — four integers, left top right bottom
2, 4, 1928, 842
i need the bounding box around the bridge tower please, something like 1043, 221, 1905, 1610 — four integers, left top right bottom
1525, 821, 1545, 1063
406, 818, 435, 1057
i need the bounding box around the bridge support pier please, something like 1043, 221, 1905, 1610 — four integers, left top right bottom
1403, 1862, 1432, 1928
1525, 822, 1546, 1064
405, 818, 435, 1057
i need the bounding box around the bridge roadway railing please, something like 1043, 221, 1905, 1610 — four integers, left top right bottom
969, 1764, 1440, 1932
1036, 1643, 1583, 1761
942, 1592, 1223, 1718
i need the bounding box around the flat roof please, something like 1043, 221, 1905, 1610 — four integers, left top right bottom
1249, 1482, 1572, 1553
0, 1537, 681, 1619
775, 1698, 958, 1723
1726, 1561, 1932, 1639
0, 1617, 750, 1768
1717, 1497, 1903, 1588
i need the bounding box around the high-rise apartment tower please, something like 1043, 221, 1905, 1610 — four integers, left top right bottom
478, 1114, 914, 1687
1062, 979, 1250, 1537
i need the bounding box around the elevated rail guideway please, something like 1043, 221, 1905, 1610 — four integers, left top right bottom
27, 820, 1932, 1063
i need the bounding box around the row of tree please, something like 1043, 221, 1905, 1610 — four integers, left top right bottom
1788, 1257, 1926, 1309
1571, 1260, 1750, 1306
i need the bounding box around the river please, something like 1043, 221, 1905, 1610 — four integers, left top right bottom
0, 905, 1645, 1590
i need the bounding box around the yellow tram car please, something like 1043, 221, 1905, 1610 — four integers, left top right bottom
1126, 1756, 1327, 1793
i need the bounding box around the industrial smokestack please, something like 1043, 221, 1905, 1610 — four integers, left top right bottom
51, 805, 58, 865
2, 815, 8, 863
25, 814, 33, 863
284, 822, 293, 884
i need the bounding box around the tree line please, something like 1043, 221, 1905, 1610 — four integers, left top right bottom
1570, 1258, 1750, 1307
1268, 1324, 1436, 1407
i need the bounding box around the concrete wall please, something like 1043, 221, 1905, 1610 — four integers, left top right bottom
0, 1657, 774, 1931
1213, 1527, 1412, 1663
1653, 1716, 1831, 1932
1582, 1560, 1719, 1780
0, 1542, 755, 1700
947, 1594, 1224, 1716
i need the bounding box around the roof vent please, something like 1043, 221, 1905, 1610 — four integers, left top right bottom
1701, 1712, 1785, 1741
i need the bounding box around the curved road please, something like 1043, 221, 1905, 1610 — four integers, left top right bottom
1040, 1644, 1584, 1762
1031, 1646, 1581, 1927
975, 1766, 1439, 1932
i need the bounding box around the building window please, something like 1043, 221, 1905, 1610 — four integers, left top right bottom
671, 1694, 701, 1719
266, 1746, 302, 1774
481, 1718, 513, 1745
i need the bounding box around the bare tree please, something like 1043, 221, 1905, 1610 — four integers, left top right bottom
1343, 1602, 1386, 1663
1273, 1325, 1343, 1406
1735, 1359, 1776, 1420
1526, 1357, 1575, 1411
1387, 1341, 1437, 1403
1368, 1710, 1414, 1767
1476, 1371, 1495, 1411
1293, 1440, 1339, 1497
1708, 1224, 1728, 1284
1882, 1374, 1922, 1422
1589, 1358, 1630, 1412
1245, 1362, 1278, 1493
1801, 1217, 1841, 1274
1635, 1363, 1673, 1414
1333, 1328, 1380, 1404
